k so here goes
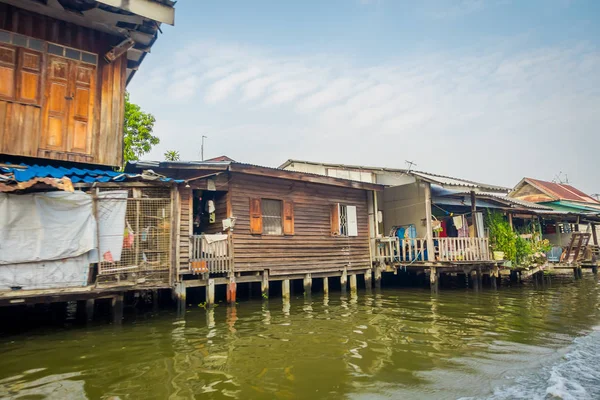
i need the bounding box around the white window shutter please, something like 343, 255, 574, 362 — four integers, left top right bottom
347, 205, 358, 236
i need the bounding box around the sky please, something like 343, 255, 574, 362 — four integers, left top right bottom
127, 0, 600, 194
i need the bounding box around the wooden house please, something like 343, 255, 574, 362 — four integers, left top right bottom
125, 161, 382, 301
0, 0, 174, 167
0, 1, 176, 314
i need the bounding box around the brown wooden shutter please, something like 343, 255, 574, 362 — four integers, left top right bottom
17, 49, 42, 105
283, 200, 294, 235
330, 203, 340, 236
0, 45, 16, 100
68, 63, 95, 153
249, 198, 263, 234
42, 56, 69, 150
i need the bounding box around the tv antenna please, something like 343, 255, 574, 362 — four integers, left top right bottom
552, 171, 569, 184
201, 135, 208, 161
405, 160, 417, 173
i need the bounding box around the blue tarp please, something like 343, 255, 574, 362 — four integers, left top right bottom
0, 163, 181, 184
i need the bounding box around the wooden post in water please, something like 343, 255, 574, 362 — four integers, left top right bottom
491, 266, 499, 289
374, 266, 382, 289
174, 282, 186, 314
282, 279, 291, 300
152, 290, 159, 312
341, 267, 348, 292
111, 294, 124, 324
261, 270, 269, 298
206, 279, 215, 306
323, 277, 329, 295
593, 266, 598, 275
573, 267, 579, 280
349, 274, 358, 294
226, 276, 237, 304
85, 299, 95, 323
303, 273, 312, 295
430, 267, 439, 293
364, 269, 373, 289
476, 267, 483, 290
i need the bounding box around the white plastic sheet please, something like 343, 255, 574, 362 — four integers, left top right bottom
0, 191, 96, 265
96, 190, 127, 262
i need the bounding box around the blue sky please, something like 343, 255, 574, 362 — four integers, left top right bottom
127, 0, 600, 193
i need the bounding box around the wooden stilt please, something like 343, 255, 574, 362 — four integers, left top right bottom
430, 267, 439, 293
374, 266, 382, 289
573, 267, 579, 280
476, 267, 482, 290
282, 279, 291, 300
593, 266, 598, 275
261, 271, 269, 299
226, 276, 237, 304
206, 279, 215, 306
111, 294, 123, 324
152, 290, 159, 312
349, 274, 357, 293
578, 267, 583, 279
303, 273, 312, 295
85, 299, 95, 323
323, 277, 329, 295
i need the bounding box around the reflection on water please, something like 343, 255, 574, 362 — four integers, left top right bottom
1, 276, 599, 399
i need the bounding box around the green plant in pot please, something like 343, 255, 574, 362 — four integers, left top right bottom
486, 211, 516, 263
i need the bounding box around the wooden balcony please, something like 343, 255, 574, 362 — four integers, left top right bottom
374, 237, 492, 265
189, 234, 234, 275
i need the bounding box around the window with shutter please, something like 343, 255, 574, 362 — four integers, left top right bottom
0, 45, 16, 100
346, 205, 358, 237
42, 56, 69, 149
17, 49, 42, 105
249, 198, 263, 234
331, 204, 340, 236
283, 200, 294, 235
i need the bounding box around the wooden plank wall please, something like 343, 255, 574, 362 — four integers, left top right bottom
0, 3, 126, 167
178, 186, 192, 269
230, 173, 372, 275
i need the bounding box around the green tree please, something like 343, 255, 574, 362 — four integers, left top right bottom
123, 92, 159, 165
164, 150, 180, 161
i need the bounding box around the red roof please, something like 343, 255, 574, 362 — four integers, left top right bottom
526, 178, 599, 204
204, 155, 235, 162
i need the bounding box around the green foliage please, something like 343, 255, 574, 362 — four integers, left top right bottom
123, 92, 159, 166
164, 150, 180, 161
486, 211, 516, 262
515, 235, 532, 265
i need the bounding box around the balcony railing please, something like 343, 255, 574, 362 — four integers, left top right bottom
374, 237, 492, 264
190, 234, 233, 275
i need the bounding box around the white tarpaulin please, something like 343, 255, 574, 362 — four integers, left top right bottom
97, 190, 127, 262
0, 191, 96, 265
0, 253, 91, 290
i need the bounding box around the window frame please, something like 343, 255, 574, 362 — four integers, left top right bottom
261, 198, 284, 236
249, 198, 295, 236
331, 203, 358, 237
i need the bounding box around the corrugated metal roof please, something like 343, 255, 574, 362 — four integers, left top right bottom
279, 159, 510, 193
0, 163, 180, 189
525, 178, 600, 204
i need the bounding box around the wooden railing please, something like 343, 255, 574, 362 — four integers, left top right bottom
374, 236, 492, 264
437, 237, 491, 262
190, 234, 233, 275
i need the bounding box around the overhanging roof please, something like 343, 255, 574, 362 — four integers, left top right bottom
127, 160, 384, 191
1, 0, 175, 84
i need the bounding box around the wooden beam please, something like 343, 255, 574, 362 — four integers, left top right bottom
471, 191, 478, 237
424, 182, 435, 262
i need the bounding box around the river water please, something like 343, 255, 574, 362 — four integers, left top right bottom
1, 276, 599, 399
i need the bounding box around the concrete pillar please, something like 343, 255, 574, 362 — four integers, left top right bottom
374, 267, 382, 289
303, 273, 312, 296
226, 276, 237, 304
364, 269, 373, 289
206, 279, 215, 306
282, 279, 291, 301
85, 299, 95, 323
476, 267, 482, 291
174, 282, 186, 314
323, 277, 329, 295
430, 267, 439, 293
111, 294, 123, 324
261, 270, 269, 299
578, 267, 583, 279
152, 290, 159, 312
349, 274, 357, 294
341, 267, 348, 292
593, 266, 598, 275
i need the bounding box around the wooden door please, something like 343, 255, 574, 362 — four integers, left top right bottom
42, 57, 95, 153
42, 56, 69, 150
68, 62, 95, 153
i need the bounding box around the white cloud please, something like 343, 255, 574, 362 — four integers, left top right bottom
133, 39, 600, 192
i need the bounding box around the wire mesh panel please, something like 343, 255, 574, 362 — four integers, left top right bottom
261, 199, 282, 235
96, 187, 172, 285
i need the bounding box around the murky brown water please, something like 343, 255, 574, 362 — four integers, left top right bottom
1, 275, 600, 399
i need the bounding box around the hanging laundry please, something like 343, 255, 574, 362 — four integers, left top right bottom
206, 200, 216, 214
439, 220, 448, 238
457, 216, 469, 237
453, 216, 463, 230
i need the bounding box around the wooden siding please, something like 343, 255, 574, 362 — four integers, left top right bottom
0, 4, 126, 167
229, 173, 372, 275
178, 186, 192, 269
